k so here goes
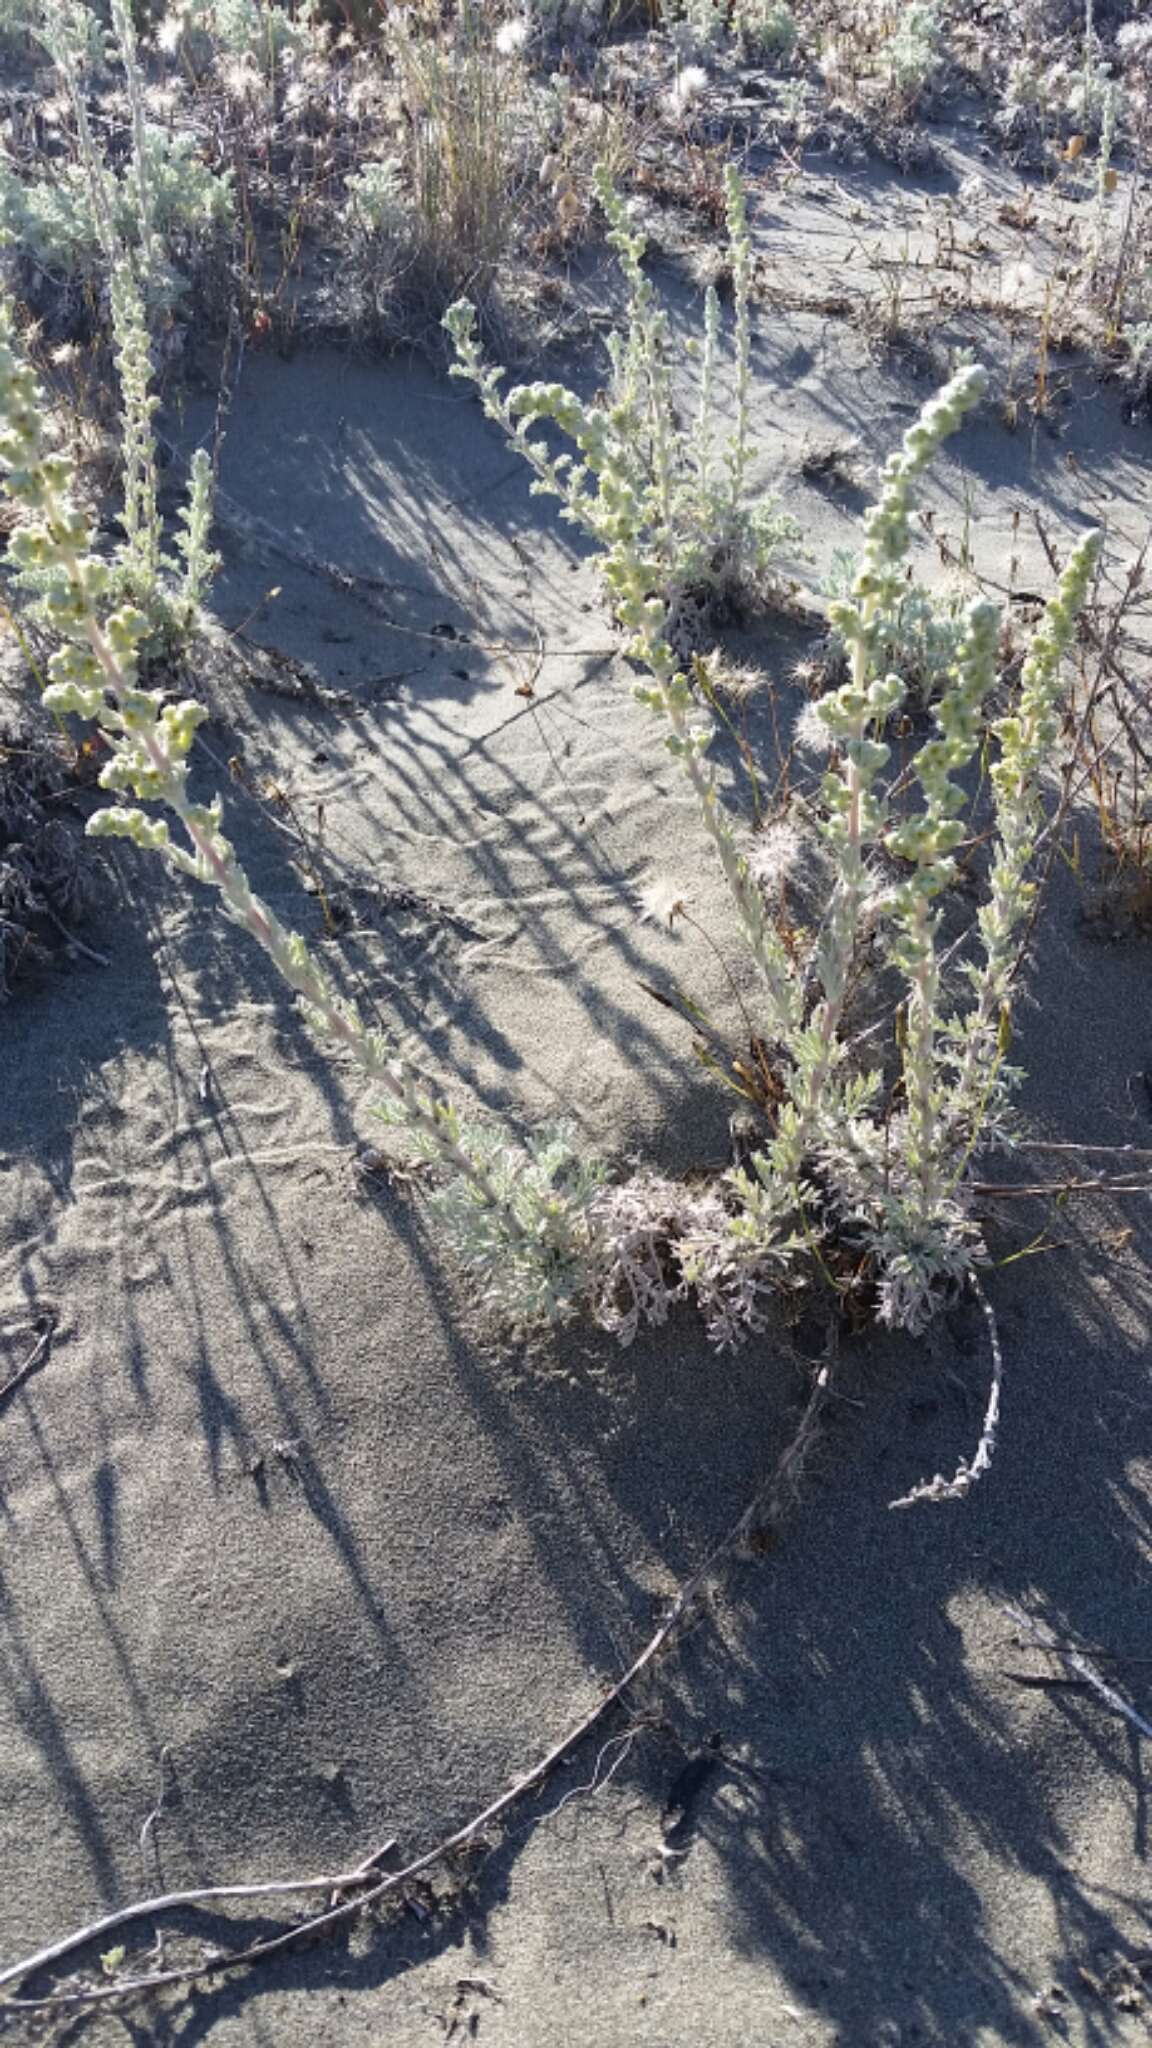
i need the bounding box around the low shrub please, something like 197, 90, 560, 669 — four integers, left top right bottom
0, 261, 1099, 1344
446, 165, 801, 654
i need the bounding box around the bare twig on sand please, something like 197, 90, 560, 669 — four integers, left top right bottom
972, 1176, 1152, 1198
0, 1312, 57, 1410
43, 907, 111, 968
888, 1277, 1002, 1510
997, 1602, 1152, 1744
0, 1356, 835, 2017
0, 1835, 402, 2001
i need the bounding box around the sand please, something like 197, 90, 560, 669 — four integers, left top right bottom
2, 125, 1152, 2047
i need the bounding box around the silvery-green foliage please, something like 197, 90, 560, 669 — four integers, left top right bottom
125, 130, 233, 248
5, 259, 214, 649
1079, 82, 1122, 286
110, 260, 163, 605
1121, 317, 1152, 390
823, 547, 966, 707
0, 290, 1105, 1352
1064, 20, 1118, 138
175, 447, 221, 617
666, 0, 726, 57
23, 0, 119, 269
450, 281, 1100, 1340
734, 0, 796, 60
337, 159, 408, 331
0, 0, 34, 49
0, 162, 106, 276
30, 0, 105, 75
1, 0, 232, 302
816, 597, 1004, 1305
0, 305, 601, 1313
783, 386, 994, 1226
213, 0, 307, 59
999, 51, 1119, 145
523, 0, 602, 36
877, 0, 941, 100
822, 0, 943, 115
665, 0, 795, 62
860, 1189, 978, 1333
1117, 20, 1152, 70
784, 525, 1098, 1332
677, 1157, 809, 1348
109, 0, 158, 285
93, 126, 231, 303
164, 0, 316, 67
383, 1115, 607, 1322
446, 165, 799, 652
0, 144, 228, 299
103, 261, 219, 647
586, 1168, 805, 1351
341, 159, 406, 240
1065, 66, 1120, 134
941, 530, 1101, 1148
585, 1174, 697, 1346
993, 54, 1047, 142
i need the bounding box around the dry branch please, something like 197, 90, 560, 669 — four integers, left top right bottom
997, 1602, 1152, 1744
0, 1358, 834, 2018
0, 1313, 57, 1410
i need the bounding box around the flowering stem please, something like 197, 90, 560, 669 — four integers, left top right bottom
946, 530, 1102, 1144
904, 895, 940, 1213
725, 165, 752, 516
0, 308, 526, 1240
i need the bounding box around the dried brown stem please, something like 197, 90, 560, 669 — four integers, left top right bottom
0, 1353, 835, 2017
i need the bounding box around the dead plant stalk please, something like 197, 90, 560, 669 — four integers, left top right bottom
0, 1356, 836, 2015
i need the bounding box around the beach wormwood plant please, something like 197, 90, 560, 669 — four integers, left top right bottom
446, 164, 801, 655
0, 302, 599, 1324
0, 0, 234, 311
448, 221, 1100, 1338
0, 288, 1099, 1352
6, 260, 218, 657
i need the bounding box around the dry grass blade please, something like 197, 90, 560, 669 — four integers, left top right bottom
392, 12, 533, 309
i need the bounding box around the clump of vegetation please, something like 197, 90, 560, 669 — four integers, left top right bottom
8, 258, 219, 660
0, 0, 1123, 1357
3, 0, 1152, 2024
0, 299, 600, 1319
0, 722, 97, 997
380, 4, 542, 321
159, 0, 318, 70
0, 221, 1101, 1347
820, 0, 945, 125
447, 165, 802, 653
819, 546, 969, 709
104, 259, 221, 646
452, 227, 1099, 1337
663, 0, 797, 61
0, 0, 234, 316
328, 5, 607, 339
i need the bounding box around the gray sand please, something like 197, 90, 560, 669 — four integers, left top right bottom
2, 141, 1151, 2046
